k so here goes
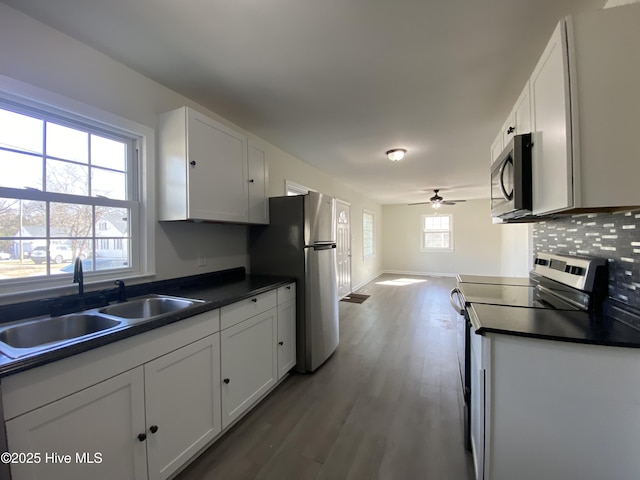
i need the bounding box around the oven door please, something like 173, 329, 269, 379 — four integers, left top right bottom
450, 288, 471, 451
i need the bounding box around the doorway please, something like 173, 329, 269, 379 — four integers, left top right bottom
335, 199, 352, 298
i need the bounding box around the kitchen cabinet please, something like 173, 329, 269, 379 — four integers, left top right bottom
144, 335, 221, 480
6, 368, 148, 480
248, 140, 270, 224
529, 4, 640, 215
490, 131, 503, 165
3, 309, 221, 480
276, 283, 296, 379
490, 83, 531, 166
158, 106, 269, 224
220, 309, 277, 429
472, 332, 640, 480
469, 326, 488, 480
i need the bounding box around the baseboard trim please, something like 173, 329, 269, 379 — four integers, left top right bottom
381, 270, 458, 278
350, 271, 384, 292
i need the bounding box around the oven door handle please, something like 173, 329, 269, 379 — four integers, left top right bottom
449, 288, 465, 315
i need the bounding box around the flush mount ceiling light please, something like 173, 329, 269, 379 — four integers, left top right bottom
386, 148, 407, 162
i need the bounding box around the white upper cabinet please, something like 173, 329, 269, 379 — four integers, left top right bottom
530, 23, 573, 215
158, 107, 269, 224
501, 82, 532, 149
530, 4, 640, 214
248, 140, 270, 224
490, 131, 503, 165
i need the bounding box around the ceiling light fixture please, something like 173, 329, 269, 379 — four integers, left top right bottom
386, 148, 407, 162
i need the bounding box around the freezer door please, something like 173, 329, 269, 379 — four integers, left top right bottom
304, 245, 339, 371
304, 191, 335, 244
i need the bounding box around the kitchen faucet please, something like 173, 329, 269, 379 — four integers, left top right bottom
73, 256, 84, 301
115, 279, 127, 302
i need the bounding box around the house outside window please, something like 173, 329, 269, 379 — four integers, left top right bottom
0, 81, 153, 294
363, 210, 375, 258
422, 214, 454, 252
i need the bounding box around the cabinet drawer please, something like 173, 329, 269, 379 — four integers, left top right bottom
220, 290, 277, 330
277, 283, 296, 304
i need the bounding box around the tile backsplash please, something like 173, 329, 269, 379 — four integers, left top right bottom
533, 209, 640, 309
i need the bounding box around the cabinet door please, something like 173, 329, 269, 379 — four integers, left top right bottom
530, 21, 573, 215
469, 330, 485, 480
220, 309, 277, 429
248, 140, 269, 225
144, 334, 222, 480
186, 108, 248, 222
6, 368, 147, 480
490, 132, 502, 165
513, 82, 531, 136
277, 299, 296, 379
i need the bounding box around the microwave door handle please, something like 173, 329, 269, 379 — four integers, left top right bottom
499, 156, 514, 201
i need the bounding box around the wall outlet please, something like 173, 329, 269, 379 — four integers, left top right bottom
197, 253, 207, 267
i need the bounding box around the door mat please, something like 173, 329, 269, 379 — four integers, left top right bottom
341, 293, 370, 304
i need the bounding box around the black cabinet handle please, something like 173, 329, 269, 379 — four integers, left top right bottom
251, 298, 257, 303
286, 286, 291, 290
149, 425, 159, 434
278, 341, 284, 346
249, 179, 255, 183
506, 126, 515, 134
223, 378, 230, 384
138, 433, 147, 442
190, 160, 196, 166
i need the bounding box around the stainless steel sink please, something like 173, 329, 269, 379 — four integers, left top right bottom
0, 314, 123, 358
99, 295, 203, 321
0, 295, 204, 359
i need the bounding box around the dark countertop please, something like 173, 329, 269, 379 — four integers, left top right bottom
469, 302, 640, 349
0, 269, 294, 378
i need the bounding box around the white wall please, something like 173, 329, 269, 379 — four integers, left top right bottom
0, 3, 383, 291
382, 200, 507, 276
500, 222, 533, 276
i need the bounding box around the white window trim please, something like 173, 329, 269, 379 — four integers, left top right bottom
285, 179, 315, 196
421, 213, 454, 253
362, 209, 375, 259
0, 75, 155, 299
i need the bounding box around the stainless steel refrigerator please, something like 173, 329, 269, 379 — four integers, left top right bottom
249, 191, 339, 373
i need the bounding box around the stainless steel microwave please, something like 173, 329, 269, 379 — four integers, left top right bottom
490, 133, 532, 220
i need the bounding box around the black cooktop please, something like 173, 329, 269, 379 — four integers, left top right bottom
468, 303, 640, 349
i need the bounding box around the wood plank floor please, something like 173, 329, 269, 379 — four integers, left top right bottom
176, 274, 475, 480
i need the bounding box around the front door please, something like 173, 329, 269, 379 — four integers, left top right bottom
335, 199, 351, 298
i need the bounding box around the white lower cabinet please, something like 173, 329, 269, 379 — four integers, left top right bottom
6, 368, 148, 480
3, 283, 296, 480
144, 334, 221, 480
5, 334, 221, 480
220, 309, 277, 429
277, 299, 296, 379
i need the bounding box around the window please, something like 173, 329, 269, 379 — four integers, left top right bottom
363, 210, 375, 258
422, 214, 454, 251
0, 88, 151, 291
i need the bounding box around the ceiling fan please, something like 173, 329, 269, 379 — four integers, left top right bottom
409, 189, 467, 209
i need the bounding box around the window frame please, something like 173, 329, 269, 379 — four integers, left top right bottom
362, 209, 375, 259
0, 75, 155, 299
421, 213, 454, 252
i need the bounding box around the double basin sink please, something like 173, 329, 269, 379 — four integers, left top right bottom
0, 295, 205, 359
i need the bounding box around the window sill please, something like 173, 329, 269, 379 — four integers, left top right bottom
0, 272, 156, 305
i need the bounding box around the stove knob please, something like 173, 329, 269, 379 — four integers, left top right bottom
535, 258, 549, 266
570, 266, 585, 276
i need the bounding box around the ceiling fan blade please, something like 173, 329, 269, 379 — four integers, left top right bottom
408, 202, 433, 206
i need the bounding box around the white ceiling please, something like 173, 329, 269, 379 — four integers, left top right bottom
1, 0, 605, 204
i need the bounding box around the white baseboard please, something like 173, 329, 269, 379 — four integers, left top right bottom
350, 271, 384, 292
381, 270, 458, 278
